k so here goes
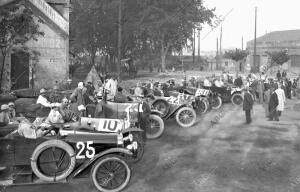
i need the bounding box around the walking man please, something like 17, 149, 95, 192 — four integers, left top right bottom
269, 87, 279, 121
243, 87, 254, 124
275, 83, 286, 117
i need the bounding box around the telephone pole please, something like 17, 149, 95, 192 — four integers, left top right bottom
192, 28, 196, 66
198, 28, 201, 69
117, 0, 122, 75
253, 7, 257, 72
242, 36, 244, 50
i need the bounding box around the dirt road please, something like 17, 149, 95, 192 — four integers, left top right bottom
4, 97, 300, 192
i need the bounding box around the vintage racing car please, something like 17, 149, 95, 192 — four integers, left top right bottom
0, 120, 137, 192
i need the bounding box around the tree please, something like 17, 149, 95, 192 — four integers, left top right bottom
224, 49, 248, 62
0, 3, 44, 88
138, 0, 215, 72
266, 50, 290, 67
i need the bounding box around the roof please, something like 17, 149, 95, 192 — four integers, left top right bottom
248, 29, 300, 44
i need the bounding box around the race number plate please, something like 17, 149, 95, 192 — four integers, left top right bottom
166, 96, 181, 105
96, 119, 124, 132
76, 141, 95, 159
195, 89, 210, 97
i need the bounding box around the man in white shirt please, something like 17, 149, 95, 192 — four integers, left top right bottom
105, 73, 118, 100
275, 83, 286, 117
36, 88, 52, 107
203, 77, 212, 87
214, 77, 224, 87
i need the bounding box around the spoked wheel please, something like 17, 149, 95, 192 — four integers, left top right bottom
231, 93, 244, 106
91, 155, 131, 192
195, 98, 209, 114
31, 140, 76, 181
211, 96, 222, 109
146, 114, 165, 139
175, 107, 196, 128
152, 99, 170, 118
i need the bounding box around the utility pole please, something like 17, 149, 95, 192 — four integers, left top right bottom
192, 28, 195, 66
117, 0, 122, 75
198, 28, 201, 70
216, 37, 219, 70
219, 25, 223, 69
254, 7, 257, 72
242, 36, 244, 50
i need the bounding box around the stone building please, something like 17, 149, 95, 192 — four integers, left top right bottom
0, 0, 69, 91
246, 30, 300, 74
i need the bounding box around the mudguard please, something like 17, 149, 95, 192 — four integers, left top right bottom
150, 110, 164, 116
165, 103, 190, 119
72, 148, 133, 177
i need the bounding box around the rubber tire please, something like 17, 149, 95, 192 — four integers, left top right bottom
146, 114, 165, 139
211, 96, 222, 110
231, 93, 244, 106
91, 155, 131, 192
175, 107, 196, 128
31, 139, 76, 182
196, 98, 209, 114
152, 99, 170, 118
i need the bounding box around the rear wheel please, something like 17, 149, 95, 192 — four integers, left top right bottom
231, 93, 244, 106
195, 98, 209, 114
175, 107, 196, 128
91, 155, 131, 192
211, 96, 222, 109
31, 140, 76, 182
152, 99, 170, 118
146, 114, 165, 139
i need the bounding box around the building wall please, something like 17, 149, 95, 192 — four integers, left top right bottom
246, 40, 300, 74
1, 1, 69, 91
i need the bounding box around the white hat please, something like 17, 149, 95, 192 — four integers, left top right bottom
8, 102, 14, 106
78, 82, 84, 89
1, 104, 9, 110
40, 88, 46, 94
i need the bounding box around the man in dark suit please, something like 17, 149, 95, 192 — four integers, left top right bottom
243, 87, 254, 124
268, 87, 279, 121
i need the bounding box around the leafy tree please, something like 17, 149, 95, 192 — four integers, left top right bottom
266, 50, 290, 66
138, 0, 215, 72
0, 3, 44, 87
224, 49, 248, 62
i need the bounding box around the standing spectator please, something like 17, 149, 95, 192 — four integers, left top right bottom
276, 70, 281, 80
257, 80, 264, 103
243, 87, 254, 124
105, 73, 118, 100
275, 83, 286, 117
263, 86, 271, 118
286, 79, 292, 99
260, 72, 267, 81
282, 70, 287, 78
70, 82, 87, 116
269, 87, 279, 121
292, 79, 298, 97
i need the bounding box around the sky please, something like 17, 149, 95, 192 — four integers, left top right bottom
197, 0, 300, 53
